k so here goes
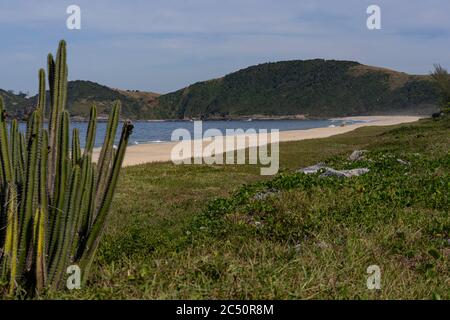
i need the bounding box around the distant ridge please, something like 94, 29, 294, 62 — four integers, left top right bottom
0, 80, 160, 120
154, 59, 439, 119
0, 59, 439, 120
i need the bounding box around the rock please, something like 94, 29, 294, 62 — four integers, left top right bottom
344, 168, 371, 177
397, 159, 410, 165
296, 162, 328, 174
348, 150, 368, 161
320, 168, 370, 178
320, 168, 349, 178
298, 162, 370, 178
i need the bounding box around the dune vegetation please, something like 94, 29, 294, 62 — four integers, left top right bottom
45, 115, 449, 299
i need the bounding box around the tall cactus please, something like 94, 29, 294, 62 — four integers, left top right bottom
0, 40, 133, 297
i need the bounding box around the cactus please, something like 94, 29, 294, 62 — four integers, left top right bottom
0, 40, 133, 297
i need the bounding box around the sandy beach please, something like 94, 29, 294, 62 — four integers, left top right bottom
93, 116, 423, 167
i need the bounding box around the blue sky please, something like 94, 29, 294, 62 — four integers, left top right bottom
1, 0, 449, 94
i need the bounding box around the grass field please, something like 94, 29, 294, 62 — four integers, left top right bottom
47, 117, 449, 299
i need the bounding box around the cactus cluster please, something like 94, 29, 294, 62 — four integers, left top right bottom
0, 40, 133, 296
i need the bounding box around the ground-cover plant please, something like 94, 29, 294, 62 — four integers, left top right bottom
0, 40, 133, 297
183, 118, 449, 299
43, 118, 448, 299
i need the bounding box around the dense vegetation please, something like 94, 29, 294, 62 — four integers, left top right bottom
431, 64, 450, 113
0, 81, 158, 120
1, 60, 439, 120
156, 60, 439, 119
46, 116, 448, 299
0, 89, 34, 118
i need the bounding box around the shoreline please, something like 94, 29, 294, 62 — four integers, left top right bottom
93, 115, 424, 167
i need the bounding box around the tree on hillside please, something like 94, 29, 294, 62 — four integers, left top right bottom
431, 64, 450, 113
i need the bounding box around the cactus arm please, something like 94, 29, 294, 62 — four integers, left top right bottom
9, 120, 24, 185
94, 102, 120, 214
38, 129, 49, 266
34, 206, 46, 294
86, 166, 96, 231
48, 165, 80, 289
18, 132, 26, 173
0, 97, 12, 185
54, 40, 67, 116
47, 54, 55, 116
79, 121, 133, 280
39, 130, 48, 214
1, 185, 18, 294
47, 41, 67, 196
72, 128, 81, 166
96, 102, 120, 170
38, 69, 46, 119
4, 185, 19, 296
17, 110, 41, 277
48, 111, 70, 260
31, 130, 48, 294
10, 194, 19, 297
70, 155, 91, 260
84, 104, 97, 156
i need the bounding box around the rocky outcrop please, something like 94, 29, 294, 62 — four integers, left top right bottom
348, 150, 368, 161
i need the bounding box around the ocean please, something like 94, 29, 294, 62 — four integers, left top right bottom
18, 119, 362, 148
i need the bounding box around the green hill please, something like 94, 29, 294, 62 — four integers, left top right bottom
0, 60, 440, 120
155, 60, 439, 119
0, 89, 34, 118
0, 81, 159, 120
47, 80, 160, 120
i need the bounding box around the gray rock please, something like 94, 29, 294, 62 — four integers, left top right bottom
297, 162, 328, 174
344, 168, 371, 177
348, 150, 368, 161
298, 162, 370, 178
320, 168, 370, 178
397, 159, 410, 165
320, 168, 349, 178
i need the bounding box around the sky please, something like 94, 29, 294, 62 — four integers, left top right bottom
1, 0, 449, 95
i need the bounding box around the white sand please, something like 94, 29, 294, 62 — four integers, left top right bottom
93, 116, 423, 167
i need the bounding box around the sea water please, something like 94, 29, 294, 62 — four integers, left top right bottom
17, 119, 361, 148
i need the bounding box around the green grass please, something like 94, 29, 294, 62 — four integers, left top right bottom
46, 117, 449, 299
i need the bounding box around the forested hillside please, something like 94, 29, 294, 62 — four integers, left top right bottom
0, 60, 439, 120
155, 60, 438, 119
